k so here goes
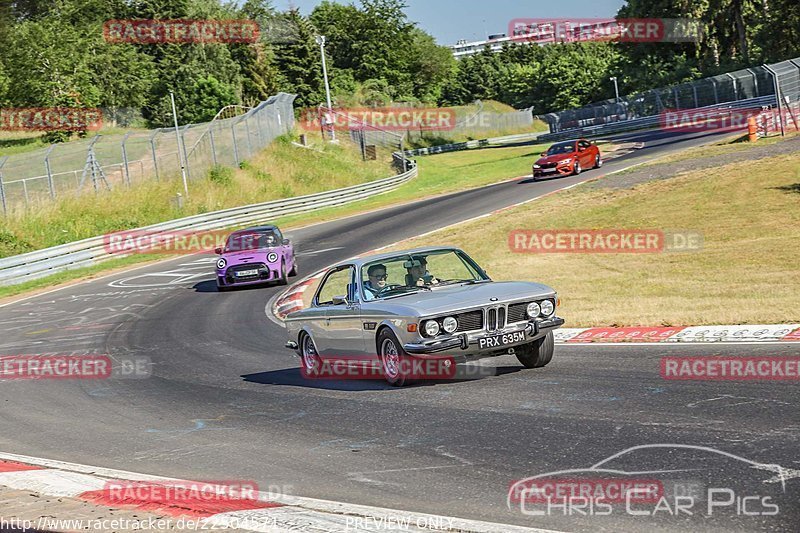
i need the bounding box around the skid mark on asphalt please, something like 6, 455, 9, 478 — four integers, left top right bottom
145, 417, 235, 437
686, 395, 792, 408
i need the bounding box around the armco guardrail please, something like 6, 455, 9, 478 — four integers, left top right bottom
0, 163, 418, 287
537, 96, 778, 142
404, 132, 542, 157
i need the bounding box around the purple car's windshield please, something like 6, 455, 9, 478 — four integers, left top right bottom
224, 231, 278, 253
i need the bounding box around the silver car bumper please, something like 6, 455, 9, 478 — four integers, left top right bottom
404, 316, 564, 355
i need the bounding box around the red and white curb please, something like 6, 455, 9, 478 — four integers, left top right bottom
0, 452, 558, 533
556, 324, 800, 343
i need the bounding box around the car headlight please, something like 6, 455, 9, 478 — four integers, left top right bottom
558, 158, 573, 165
533, 164, 541, 169
424, 320, 440, 337
267, 252, 278, 263
526, 302, 541, 318
540, 299, 555, 317
442, 316, 458, 334
216, 258, 226, 270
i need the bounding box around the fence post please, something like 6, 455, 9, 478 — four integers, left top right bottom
0, 156, 7, 216
149, 130, 160, 181
181, 125, 192, 180
22, 179, 29, 208
763, 64, 785, 136
725, 73, 738, 101
231, 122, 240, 166
121, 132, 132, 187
44, 145, 56, 199
209, 126, 218, 166
746, 68, 759, 97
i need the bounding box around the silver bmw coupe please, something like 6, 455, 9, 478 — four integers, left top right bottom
284, 246, 564, 386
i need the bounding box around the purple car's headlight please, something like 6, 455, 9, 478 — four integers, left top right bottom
216, 258, 226, 270
267, 252, 278, 263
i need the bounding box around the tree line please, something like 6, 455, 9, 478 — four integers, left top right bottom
0, 0, 797, 135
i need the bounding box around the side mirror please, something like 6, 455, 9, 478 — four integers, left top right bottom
332, 295, 349, 306
540, 152, 547, 157
578, 146, 586, 152
214, 247, 223, 255
282, 239, 290, 245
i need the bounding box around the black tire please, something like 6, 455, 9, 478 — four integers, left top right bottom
595, 154, 603, 168
217, 283, 229, 292
573, 160, 582, 175
377, 328, 410, 387
299, 332, 322, 378
288, 256, 298, 277
277, 261, 288, 286
516, 331, 555, 368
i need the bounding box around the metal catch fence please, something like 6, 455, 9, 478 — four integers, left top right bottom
541, 57, 800, 137
0, 93, 297, 216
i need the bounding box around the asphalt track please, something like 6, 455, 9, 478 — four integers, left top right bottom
0, 128, 797, 532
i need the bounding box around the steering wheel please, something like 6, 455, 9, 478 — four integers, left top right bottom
377, 283, 404, 295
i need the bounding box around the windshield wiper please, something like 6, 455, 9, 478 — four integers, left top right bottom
380, 286, 432, 298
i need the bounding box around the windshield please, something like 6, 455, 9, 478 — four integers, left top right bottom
224, 231, 278, 252
361, 249, 486, 300
546, 142, 576, 155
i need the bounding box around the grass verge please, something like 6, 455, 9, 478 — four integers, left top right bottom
388, 150, 800, 326
0, 135, 389, 257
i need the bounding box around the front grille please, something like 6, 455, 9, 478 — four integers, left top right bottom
455, 310, 483, 332
540, 162, 557, 169
487, 308, 496, 330
498, 307, 506, 329
226, 263, 268, 283
508, 301, 530, 323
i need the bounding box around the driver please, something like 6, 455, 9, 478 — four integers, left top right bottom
363, 264, 388, 301
405, 256, 438, 287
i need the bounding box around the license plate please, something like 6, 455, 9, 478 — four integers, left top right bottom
235, 269, 259, 277
478, 330, 527, 349
540, 168, 557, 173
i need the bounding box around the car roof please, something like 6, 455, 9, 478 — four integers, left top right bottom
230, 225, 279, 235
331, 246, 464, 269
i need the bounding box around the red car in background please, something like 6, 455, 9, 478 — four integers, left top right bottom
532, 139, 602, 179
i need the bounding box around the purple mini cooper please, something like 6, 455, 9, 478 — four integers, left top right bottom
214, 225, 297, 291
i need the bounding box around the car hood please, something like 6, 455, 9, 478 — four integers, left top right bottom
220, 248, 275, 263
536, 153, 575, 165
370, 281, 555, 316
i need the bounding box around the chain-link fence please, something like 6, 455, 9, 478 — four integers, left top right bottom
0, 93, 296, 216
404, 101, 535, 145
320, 107, 410, 173
542, 57, 800, 135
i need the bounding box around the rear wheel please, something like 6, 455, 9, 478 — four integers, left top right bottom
377, 329, 410, 387
516, 332, 555, 368
573, 161, 582, 175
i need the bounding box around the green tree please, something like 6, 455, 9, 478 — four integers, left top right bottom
273, 9, 323, 109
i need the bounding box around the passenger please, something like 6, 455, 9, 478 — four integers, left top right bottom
405, 256, 438, 286
363, 264, 388, 301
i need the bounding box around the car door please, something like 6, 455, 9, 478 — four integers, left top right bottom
578, 140, 594, 166
314, 265, 367, 358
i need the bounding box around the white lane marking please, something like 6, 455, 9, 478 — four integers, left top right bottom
297, 247, 344, 256
0, 469, 106, 497
0, 452, 562, 533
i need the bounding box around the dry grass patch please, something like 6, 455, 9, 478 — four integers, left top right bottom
391, 152, 800, 326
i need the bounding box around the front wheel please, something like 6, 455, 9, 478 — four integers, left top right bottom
288, 256, 298, 277
516, 331, 555, 368
573, 161, 582, 175
595, 154, 603, 168
300, 333, 322, 378
377, 329, 410, 387
277, 262, 288, 286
